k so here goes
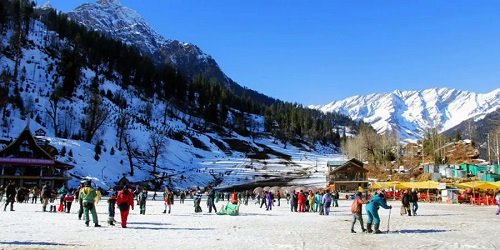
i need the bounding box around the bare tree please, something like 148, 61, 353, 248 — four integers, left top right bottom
144, 102, 153, 126
116, 111, 129, 150
0, 77, 9, 120
148, 132, 167, 174
82, 93, 109, 143
123, 131, 136, 176
46, 94, 59, 137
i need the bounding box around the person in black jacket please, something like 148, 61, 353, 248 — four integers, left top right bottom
3, 180, 16, 211
409, 189, 419, 216
401, 189, 412, 216
207, 186, 217, 213
333, 190, 339, 207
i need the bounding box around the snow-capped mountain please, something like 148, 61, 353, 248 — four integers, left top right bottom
68, 0, 165, 56
0, 5, 337, 190
311, 88, 500, 140
67, 0, 274, 104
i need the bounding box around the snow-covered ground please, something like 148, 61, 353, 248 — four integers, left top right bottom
1, 198, 499, 249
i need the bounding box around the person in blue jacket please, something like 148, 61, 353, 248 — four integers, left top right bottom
365, 192, 392, 234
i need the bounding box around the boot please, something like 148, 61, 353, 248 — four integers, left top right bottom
374, 224, 383, 234
366, 223, 373, 233
162, 210, 166, 214
95, 223, 101, 227
351, 229, 356, 233
43, 206, 46, 212
85, 221, 89, 227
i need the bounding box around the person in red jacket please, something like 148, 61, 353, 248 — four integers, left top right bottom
351, 192, 368, 233
297, 190, 306, 212
116, 185, 134, 228
63, 191, 75, 213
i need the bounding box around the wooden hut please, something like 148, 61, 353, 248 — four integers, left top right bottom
0, 126, 73, 188
326, 158, 368, 192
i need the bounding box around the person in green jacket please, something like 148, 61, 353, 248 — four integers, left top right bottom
79, 180, 101, 227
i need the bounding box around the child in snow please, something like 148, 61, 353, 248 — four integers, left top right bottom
351, 192, 368, 233
365, 192, 392, 234
49, 191, 57, 212
163, 188, 174, 214
64, 191, 75, 213
194, 187, 203, 213
139, 188, 148, 215
108, 191, 117, 225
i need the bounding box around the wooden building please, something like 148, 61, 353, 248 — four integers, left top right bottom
0, 126, 73, 188
326, 158, 368, 192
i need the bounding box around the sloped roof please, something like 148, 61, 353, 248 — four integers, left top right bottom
330, 158, 367, 173
0, 125, 73, 169
0, 125, 53, 160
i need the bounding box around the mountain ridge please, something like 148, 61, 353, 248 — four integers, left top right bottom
311, 87, 500, 140
67, 0, 276, 105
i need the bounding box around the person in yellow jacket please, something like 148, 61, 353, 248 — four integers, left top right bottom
79, 180, 101, 227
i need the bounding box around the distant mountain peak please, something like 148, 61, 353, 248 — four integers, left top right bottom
39, 1, 53, 10
67, 1, 276, 105
98, 0, 122, 5
312, 88, 500, 140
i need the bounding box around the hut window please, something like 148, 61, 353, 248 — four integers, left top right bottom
20, 140, 33, 155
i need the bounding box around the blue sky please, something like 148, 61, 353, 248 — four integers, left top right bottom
45, 0, 500, 105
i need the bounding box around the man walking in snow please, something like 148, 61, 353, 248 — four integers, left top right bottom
207, 186, 217, 213
79, 180, 101, 227
3, 180, 16, 211
333, 190, 339, 207
290, 191, 297, 212
322, 191, 333, 215
117, 185, 134, 228
75, 182, 84, 219
41, 182, 52, 212
410, 189, 419, 216
401, 189, 412, 216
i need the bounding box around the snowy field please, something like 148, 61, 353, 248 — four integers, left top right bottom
1, 199, 499, 250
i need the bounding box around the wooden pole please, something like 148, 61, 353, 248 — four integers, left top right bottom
496, 133, 499, 165
487, 133, 491, 164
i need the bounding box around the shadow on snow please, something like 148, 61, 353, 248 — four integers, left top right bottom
391, 229, 450, 234
0, 241, 84, 246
